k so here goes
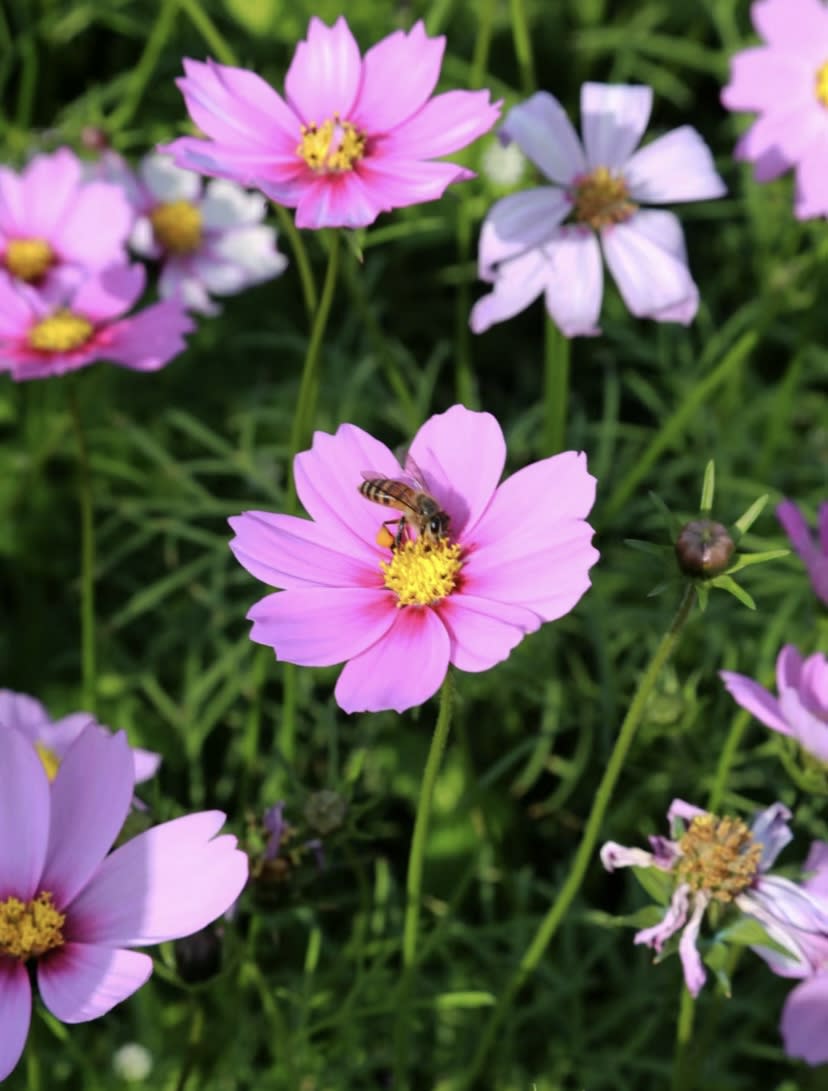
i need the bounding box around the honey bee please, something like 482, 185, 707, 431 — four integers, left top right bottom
359, 458, 450, 549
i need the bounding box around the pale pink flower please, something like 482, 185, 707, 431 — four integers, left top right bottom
0, 148, 133, 293
721, 0, 828, 219
229, 405, 598, 713
162, 17, 501, 229
777, 498, 828, 605
721, 645, 828, 763
0, 725, 248, 1082
470, 84, 725, 337
0, 264, 193, 381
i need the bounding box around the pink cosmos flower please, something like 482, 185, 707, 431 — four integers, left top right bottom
0, 724, 248, 1082
0, 688, 160, 784
601, 799, 828, 997
777, 498, 828, 605
229, 405, 598, 713
0, 148, 133, 293
470, 84, 726, 337
162, 17, 501, 230
0, 263, 193, 381
110, 153, 287, 315
721, 0, 828, 219
721, 645, 828, 763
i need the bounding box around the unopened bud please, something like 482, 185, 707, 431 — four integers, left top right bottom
304, 789, 347, 835
675, 519, 734, 577
174, 924, 223, 983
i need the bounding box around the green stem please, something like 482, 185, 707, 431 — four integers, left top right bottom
543, 317, 571, 455
462, 583, 697, 1086
509, 0, 536, 94
705, 710, 749, 813
671, 987, 697, 1091
69, 385, 96, 715
109, 0, 179, 130
173, 1002, 205, 1091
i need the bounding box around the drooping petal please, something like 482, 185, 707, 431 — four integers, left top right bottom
750, 802, 794, 870
677, 895, 708, 997
781, 975, 828, 1065
741, 876, 828, 975
353, 21, 445, 133
542, 227, 604, 337
476, 188, 570, 281
624, 126, 726, 203
65, 812, 248, 946
0, 725, 50, 900
38, 944, 152, 1023
499, 92, 586, 184
103, 300, 194, 372
470, 247, 553, 334
667, 799, 707, 827
284, 16, 362, 123
0, 961, 32, 1082
580, 83, 653, 170
600, 842, 656, 870
42, 727, 134, 907
379, 90, 500, 160
719, 670, 791, 734
438, 593, 540, 672
246, 587, 395, 666
334, 606, 451, 713
635, 883, 690, 950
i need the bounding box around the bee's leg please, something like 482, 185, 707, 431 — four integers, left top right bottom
375, 518, 402, 551
393, 517, 408, 549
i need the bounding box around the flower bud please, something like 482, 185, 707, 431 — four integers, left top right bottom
174, 924, 223, 984
674, 519, 735, 577
304, 789, 347, 835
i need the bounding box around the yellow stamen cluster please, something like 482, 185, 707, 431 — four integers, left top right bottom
149, 200, 203, 254
5, 238, 55, 283
0, 892, 65, 960
381, 536, 463, 607
675, 814, 762, 903
297, 117, 366, 174
28, 309, 93, 352
572, 167, 637, 229
816, 61, 828, 107
35, 741, 61, 781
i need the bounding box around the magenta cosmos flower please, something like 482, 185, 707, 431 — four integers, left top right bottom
0, 688, 160, 784
162, 17, 501, 229
0, 147, 133, 293
601, 799, 828, 997
777, 498, 828, 605
0, 263, 193, 380
470, 84, 726, 337
0, 725, 248, 1082
721, 645, 828, 763
721, 0, 828, 219
229, 405, 598, 713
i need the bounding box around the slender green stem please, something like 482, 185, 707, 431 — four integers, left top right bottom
69, 386, 96, 715
543, 317, 571, 455
462, 584, 697, 1087
173, 1001, 205, 1091
671, 987, 697, 1091
705, 710, 749, 813
509, 0, 536, 94
109, 0, 179, 130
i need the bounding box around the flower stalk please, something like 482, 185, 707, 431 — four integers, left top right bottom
68, 384, 96, 715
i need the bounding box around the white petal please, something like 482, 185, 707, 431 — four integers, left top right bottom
139, 153, 201, 203
129, 217, 162, 259
209, 226, 288, 279
625, 126, 727, 203
543, 227, 603, 337
580, 83, 653, 169
500, 91, 586, 184
201, 178, 268, 228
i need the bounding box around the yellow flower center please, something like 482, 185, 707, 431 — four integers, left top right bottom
297, 116, 367, 174
572, 167, 637, 229
380, 536, 463, 607
816, 61, 828, 107
675, 814, 762, 903
35, 741, 61, 781
149, 200, 203, 254
28, 309, 94, 352
4, 238, 55, 283
0, 892, 65, 960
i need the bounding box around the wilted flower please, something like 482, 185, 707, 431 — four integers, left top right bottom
0, 725, 248, 1081
721, 645, 828, 763
0, 148, 133, 293
162, 17, 500, 229
470, 83, 725, 337
721, 0, 828, 219
230, 405, 598, 713
777, 498, 828, 605
0, 263, 193, 380
601, 799, 828, 997
110, 153, 287, 315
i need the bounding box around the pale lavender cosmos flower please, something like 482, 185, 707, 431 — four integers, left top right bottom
601, 799, 828, 997
0, 688, 160, 785
777, 499, 828, 605
470, 84, 726, 337
721, 645, 828, 763
110, 153, 287, 316
721, 0, 828, 219
0, 725, 248, 1081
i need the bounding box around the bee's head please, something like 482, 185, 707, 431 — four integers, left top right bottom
424, 512, 450, 543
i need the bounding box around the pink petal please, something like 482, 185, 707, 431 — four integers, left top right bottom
779, 689, 828, 761
736, 106, 826, 180
38, 943, 152, 1023
160, 136, 306, 194
803, 841, 828, 898
753, 0, 828, 53
469, 246, 552, 334
378, 89, 500, 159
52, 182, 133, 268
820, 502, 828, 554
500, 92, 585, 184
624, 126, 726, 203
800, 652, 828, 714
721, 47, 814, 112
21, 149, 83, 236
719, 670, 791, 734
0, 688, 48, 739
66, 811, 247, 946
0, 167, 26, 235
72, 264, 144, 322
777, 499, 816, 557
438, 593, 540, 672
353, 21, 445, 133
777, 644, 804, 690
795, 138, 828, 219
334, 606, 451, 713
635, 884, 689, 951
0, 725, 50, 900
229, 510, 378, 590
295, 171, 385, 229
246, 587, 395, 666
781, 974, 828, 1065
132, 748, 161, 784
408, 405, 506, 540
42, 727, 134, 907
45, 712, 98, 754
103, 299, 194, 372
542, 227, 604, 337
285, 16, 362, 123
580, 83, 652, 170
476, 188, 570, 280
0, 961, 32, 1082
356, 158, 474, 215
601, 209, 698, 324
